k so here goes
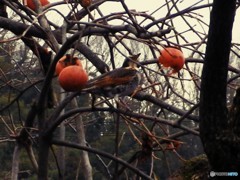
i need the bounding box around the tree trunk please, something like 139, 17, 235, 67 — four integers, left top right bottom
200, 0, 239, 171
11, 144, 21, 180
73, 98, 93, 180
58, 92, 66, 179
38, 137, 50, 179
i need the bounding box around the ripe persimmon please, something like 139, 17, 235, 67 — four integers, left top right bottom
26, 0, 50, 11
58, 66, 88, 91
159, 47, 185, 74
81, 0, 92, 8
55, 55, 83, 76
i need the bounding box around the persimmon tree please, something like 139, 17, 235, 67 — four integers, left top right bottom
0, 0, 240, 179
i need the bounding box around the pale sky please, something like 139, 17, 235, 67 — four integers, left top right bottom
46, 0, 239, 43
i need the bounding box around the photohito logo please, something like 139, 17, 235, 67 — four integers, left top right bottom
228, 172, 238, 176
209, 171, 215, 177
209, 171, 238, 177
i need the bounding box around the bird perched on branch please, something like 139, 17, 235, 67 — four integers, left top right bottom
83, 53, 141, 98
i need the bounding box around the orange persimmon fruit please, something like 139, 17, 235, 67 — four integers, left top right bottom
159, 47, 185, 74
58, 65, 88, 91
81, 0, 92, 8
26, 0, 50, 11
55, 55, 83, 76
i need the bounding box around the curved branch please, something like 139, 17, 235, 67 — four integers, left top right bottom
52, 139, 152, 180
145, 3, 212, 30
134, 92, 199, 121
44, 103, 199, 137
0, 16, 47, 39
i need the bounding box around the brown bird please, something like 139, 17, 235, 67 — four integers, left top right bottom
84, 53, 141, 98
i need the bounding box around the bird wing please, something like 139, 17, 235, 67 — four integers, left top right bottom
85, 68, 137, 89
